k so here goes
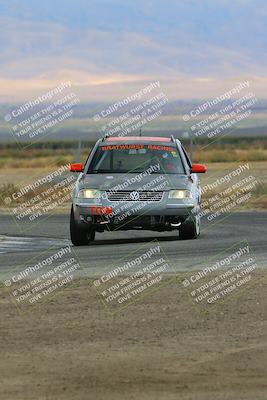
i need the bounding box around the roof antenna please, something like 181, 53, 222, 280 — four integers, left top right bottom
139, 128, 142, 137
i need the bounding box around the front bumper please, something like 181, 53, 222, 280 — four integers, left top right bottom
73, 191, 197, 229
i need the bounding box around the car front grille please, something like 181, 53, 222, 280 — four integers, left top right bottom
106, 190, 163, 202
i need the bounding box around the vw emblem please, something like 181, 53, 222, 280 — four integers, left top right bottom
130, 191, 140, 201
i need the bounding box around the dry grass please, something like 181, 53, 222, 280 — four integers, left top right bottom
1, 147, 267, 169
194, 148, 267, 163
0, 144, 266, 209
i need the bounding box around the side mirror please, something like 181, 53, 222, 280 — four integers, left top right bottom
191, 164, 207, 173
69, 163, 84, 172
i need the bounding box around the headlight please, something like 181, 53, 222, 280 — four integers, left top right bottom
78, 189, 101, 199
169, 190, 192, 199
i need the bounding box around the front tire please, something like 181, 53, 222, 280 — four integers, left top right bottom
70, 206, 95, 246
179, 214, 200, 240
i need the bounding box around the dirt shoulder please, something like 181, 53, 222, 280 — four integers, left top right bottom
0, 272, 267, 400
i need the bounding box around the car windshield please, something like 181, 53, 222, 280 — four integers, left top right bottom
88, 144, 185, 174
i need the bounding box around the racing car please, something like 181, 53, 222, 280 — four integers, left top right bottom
69, 136, 207, 245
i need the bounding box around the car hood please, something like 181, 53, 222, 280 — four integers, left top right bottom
78, 173, 190, 191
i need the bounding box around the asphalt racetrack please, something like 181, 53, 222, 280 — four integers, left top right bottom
0, 211, 266, 278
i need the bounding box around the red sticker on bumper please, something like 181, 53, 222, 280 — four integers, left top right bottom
89, 206, 113, 215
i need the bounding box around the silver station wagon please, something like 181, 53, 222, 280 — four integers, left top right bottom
69, 136, 207, 245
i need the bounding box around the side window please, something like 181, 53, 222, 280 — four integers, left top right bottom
181, 145, 192, 169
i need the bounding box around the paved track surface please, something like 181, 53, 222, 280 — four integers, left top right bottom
0, 211, 266, 278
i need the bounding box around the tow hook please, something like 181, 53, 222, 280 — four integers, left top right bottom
170, 217, 181, 227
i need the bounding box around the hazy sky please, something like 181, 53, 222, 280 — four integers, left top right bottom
0, 0, 266, 102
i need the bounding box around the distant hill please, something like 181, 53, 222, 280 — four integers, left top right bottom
1, 0, 267, 85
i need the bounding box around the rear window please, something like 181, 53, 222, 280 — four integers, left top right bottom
87, 144, 185, 174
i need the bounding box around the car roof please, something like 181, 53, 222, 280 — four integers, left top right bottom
100, 136, 180, 145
